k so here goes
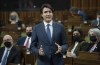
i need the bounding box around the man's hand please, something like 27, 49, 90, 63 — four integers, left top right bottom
55, 43, 62, 54
39, 45, 44, 55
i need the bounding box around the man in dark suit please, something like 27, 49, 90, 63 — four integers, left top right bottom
30, 4, 68, 65
0, 35, 21, 65
17, 26, 32, 49
91, 11, 100, 29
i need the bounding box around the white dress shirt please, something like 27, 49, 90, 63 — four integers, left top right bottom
89, 43, 97, 53
24, 36, 31, 48
97, 18, 100, 26
71, 42, 79, 53
43, 20, 53, 38
0, 47, 11, 64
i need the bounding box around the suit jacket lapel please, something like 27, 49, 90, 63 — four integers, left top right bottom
40, 23, 50, 43
52, 22, 56, 43
0, 47, 5, 62
7, 47, 14, 61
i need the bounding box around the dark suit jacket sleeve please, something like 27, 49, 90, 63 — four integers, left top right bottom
17, 37, 26, 45
60, 25, 68, 53
96, 42, 100, 52
8, 47, 21, 64
30, 26, 39, 55
13, 49, 21, 64
17, 37, 22, 45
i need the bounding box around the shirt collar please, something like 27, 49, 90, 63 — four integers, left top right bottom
26, 36, 31, 39
97, 18, 100, 21
43, 20, 53, 27
5, 46, 12, 51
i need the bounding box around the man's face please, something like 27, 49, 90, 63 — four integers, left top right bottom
3, 35, 13, 46
41, 7, 53, 23
97, 15, 100, 19
26, 27, 32, 33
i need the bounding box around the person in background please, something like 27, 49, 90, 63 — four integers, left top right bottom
0, 35, 21, 65
91, 11, 100, 29
30, 4, 68, 65
82, 28, 100, 52
67, 27, 85, 58
69, 7, 89, 24
9, 11, 25, 31
17, 26, 32, 49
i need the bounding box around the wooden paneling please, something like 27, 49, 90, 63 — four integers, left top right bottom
0, 11, 66, 26
73, 51, 100, 65
71, 0, 99, 11
71, 0, 99, 19
89, 0, 98, 10
81, 0, 89, 10
97, 0, 100, 10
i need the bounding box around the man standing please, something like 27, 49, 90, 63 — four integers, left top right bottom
30, 4, 68, 65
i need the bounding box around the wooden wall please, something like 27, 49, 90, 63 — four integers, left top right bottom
71, 0, 100, 10
71, 0, 100, 19
0, 11, 65, 26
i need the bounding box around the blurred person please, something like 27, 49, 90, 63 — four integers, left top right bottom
69, 7, 89, 24
82, 28, 100, 52
17, 26, 32, 49
0, 35, 21, 65
30, 4, 68, 65
9, 11, 25, 31
91, 11, 100, 29
67, 27, 85, 58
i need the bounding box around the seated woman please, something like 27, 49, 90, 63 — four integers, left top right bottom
9, 11, 25, 31
67, 27, 86, 58
82, 28, 100, 52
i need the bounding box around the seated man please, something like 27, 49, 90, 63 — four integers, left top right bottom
91, 11, 100, 29
17, 26, 32, 49
69, 7, 89, 24
0, 35, 21, 65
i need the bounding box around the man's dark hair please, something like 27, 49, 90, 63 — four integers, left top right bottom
73, 27, 83, 36
97, 11, 100, 15
69, 7, 78, 14
40, 4, 54, 14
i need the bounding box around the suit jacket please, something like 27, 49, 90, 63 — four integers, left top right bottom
17, 37, 26, 45
68, 40, 85, 56
81, 42, 100, 52
30, 22, 68, 65
0, 46, 21, 65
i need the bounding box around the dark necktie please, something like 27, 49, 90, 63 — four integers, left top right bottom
1, 49, 9, 65
47, 24, 51, 42
25, 37, 30, 48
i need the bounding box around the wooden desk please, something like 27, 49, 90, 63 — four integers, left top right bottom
15, 46, 36, 65
73, 51, 100, 65
15, 46, 26, 65
64, 57, 73, 65
24, 52, 36, 65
